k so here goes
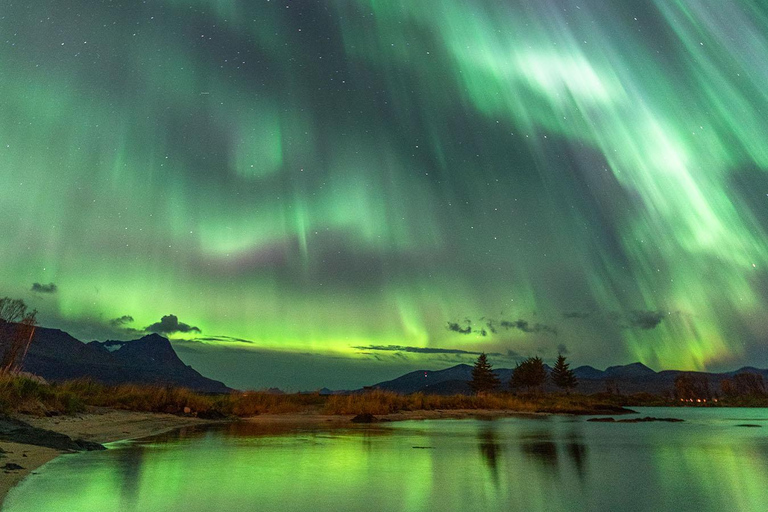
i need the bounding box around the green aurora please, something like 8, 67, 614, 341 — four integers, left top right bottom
1, 0, 767, 389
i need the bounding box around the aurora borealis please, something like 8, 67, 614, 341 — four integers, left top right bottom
1, 0, 767, 389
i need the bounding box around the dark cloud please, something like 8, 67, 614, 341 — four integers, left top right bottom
500, 319, 558, 336
447, 316, 558, 336
562, 309, 667, 331
627, 310, 665, 330
355, 345, 502, 356
193, 335, 254, 344
557, 343, 570, 355
109, 315, 134, 327
563, 311, 590, 319
30, 282, 57, 294
446, 322, 472, 334
144, 314, 201, 334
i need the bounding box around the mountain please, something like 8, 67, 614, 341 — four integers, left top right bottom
368, 362, 768, 396
603, 362, 656, 379
21, 327, 230, 393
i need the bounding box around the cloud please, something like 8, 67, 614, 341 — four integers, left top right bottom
354, 345, 502, 356
446, 316, 558, 336
30, 283, 57, 294
500, 319, 558, 336
557, 343, 570, 355
627, 310, 665, 330
561, 309, 667, 331
192, 335, 254, 344
144, 314, 201, 334
563, 311, 590, 319
109, 315, 134, 327
446, 321, 472, 334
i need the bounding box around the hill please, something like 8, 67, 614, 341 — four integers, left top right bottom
20, 327, 229, 393
369, 362, 768, 396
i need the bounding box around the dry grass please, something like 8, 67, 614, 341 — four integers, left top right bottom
0, 375, 325, 418
320, 390, 638, 415
0, 374, 85, 415
0, 374, 668, 419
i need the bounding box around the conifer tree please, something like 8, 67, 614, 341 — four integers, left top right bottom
550, 354, 578, 393
510, 356, 547, 392
470, 353, 500, 394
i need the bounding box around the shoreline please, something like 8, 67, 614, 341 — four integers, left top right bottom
0, 405, 633, 505
0, 408, 222, 506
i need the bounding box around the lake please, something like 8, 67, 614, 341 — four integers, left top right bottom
4, 407, 768, 512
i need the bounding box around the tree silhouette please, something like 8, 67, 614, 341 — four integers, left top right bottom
551, 354, 578, 393
470, 353, 500, 394
0, 297, 38, 374
673, 373, 710, 400
510, 356, 547, 392
721, 372, 765, 397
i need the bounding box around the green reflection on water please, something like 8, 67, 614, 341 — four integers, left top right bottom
4, 409, 768, 512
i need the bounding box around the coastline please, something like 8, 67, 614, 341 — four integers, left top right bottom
0, 407, 557, 504
240, 408, 549, 427
0, 409, 221, 506
0, 405, 630, 505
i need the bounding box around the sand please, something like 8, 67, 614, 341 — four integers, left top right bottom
241, 408, 545, 426
0, 407, 547, 505
0, 409, 218, 506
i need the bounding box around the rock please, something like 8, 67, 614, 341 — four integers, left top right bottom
351, 413, 379, 423
619, 417, 684, 423
0, 414, 105, 451
74, 439, 107, 451
197, 409, 227, 420
2, 463, 24, 471
588, 416, 683, 424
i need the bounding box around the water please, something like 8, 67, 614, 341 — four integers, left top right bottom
4, 407, 768, 512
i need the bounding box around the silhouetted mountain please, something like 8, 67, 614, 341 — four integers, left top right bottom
572, 366, 604, 380
22, 327, 229, 393
603, 362, 655, 379
368, 362, 768, 396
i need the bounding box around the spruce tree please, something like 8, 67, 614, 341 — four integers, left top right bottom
510, 356, 547, 392
550, 354, 578, 393
470, 353, 500, 394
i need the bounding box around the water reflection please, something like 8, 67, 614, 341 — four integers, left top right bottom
114, 446, 145, 509
565, 435, 589, 480
521, 435, 559, 467
5, 408, 768, 512
477, 424, 501, 484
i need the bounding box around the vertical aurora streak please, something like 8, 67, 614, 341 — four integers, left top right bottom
1, 0, 766, 388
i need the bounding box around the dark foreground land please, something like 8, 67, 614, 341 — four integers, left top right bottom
2, 373, 765, 505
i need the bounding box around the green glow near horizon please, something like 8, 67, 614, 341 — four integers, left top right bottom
1, 0, 767, 383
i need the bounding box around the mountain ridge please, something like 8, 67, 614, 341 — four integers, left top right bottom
369, 362, 768, 395
21, 327, 230, 393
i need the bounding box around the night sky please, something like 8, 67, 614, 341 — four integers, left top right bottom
2, 0, 767, 390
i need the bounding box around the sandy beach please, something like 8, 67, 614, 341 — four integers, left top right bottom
0, 406, 551, 504
0, 406, 571, 506
241, 408, 545, 426
0, 409, 219, 506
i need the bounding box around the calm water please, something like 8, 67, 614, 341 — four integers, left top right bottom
4, 407, 768, 512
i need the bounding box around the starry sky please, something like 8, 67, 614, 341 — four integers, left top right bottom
1, 0, 767, 390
